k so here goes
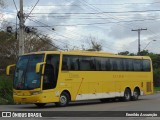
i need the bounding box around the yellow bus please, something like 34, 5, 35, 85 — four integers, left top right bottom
6, 51, 153, 107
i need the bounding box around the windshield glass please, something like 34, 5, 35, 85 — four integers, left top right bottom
14, 54, 44, 90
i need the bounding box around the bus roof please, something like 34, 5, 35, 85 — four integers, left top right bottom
23, 50, 151, 60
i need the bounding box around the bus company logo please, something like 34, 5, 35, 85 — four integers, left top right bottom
2, 112, 11, 117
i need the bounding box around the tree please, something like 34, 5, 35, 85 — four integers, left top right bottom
24, 32, 57, 53
82, 36, 102, 51
139, 50, 149, 56
118, 51, 135, 56
118, 51, 129, 55
0, 31, 57, 74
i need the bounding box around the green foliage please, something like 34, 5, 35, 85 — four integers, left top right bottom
118, 51, 135, 56
0, 75, 14, 104
153, 68, 160, 87
154, 87, 160, 91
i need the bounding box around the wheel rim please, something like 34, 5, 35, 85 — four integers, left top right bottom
125, 91, 130, 100
133, 91, 138, 99
60, 95, 67, 105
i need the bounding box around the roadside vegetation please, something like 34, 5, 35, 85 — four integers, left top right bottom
154, 87, 160, 92
0, 75, 13, 104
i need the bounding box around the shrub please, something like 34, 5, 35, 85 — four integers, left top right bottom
0, 75, 14, 104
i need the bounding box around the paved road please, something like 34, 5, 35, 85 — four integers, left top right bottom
1, 94, 160, 119
1, 93, 160, 111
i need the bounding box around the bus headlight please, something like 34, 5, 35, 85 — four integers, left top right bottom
31, 91, 42, 95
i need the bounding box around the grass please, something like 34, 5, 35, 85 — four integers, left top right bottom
0, 75, 14, 104
154, 87, 160, 92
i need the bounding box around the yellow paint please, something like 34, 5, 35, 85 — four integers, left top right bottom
35, 62, 46, 73
6, 64, 15, 75
7, 51, 153, 104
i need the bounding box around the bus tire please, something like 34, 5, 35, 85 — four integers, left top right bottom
123, 88, 131, 102
35, 103, 46, 108
132, 88, 139, 101
55, 92, 70, 107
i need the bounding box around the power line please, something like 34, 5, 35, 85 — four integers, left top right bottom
26, 18, 160, 27
28, 9, 160, 15
27, 17, 116, 51
27, 18, 82, 49
34, 1, 160, 6
25, 0, 40, 20
26, 1, 133, 52
35, 33, 64, 50
27, 17, 85, 42
88, 1, 160, 5
13, 0, 18, 12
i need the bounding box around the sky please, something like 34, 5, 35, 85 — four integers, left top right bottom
1, 0, 160, 54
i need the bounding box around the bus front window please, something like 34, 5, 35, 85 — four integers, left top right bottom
14, 54, 44, 90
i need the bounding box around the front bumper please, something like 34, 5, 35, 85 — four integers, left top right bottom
13, 94, 44, 104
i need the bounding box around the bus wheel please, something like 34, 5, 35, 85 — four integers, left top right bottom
35, 103, 46, 108
123, 88, 131, 101
55, 92, 70, 107
132, 88, 139, 101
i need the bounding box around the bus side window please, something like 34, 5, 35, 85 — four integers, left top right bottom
128, 59, 133, 71
79, 57, 95, 71
106, 58, 111, 71
143, 60, 151, 71
62, 61, 69, 70
100, 58, 106, 71
62, 56, 69, 70
70, 56, 79, 70
133, 59, 142, 71
116, 58, 124, 71
110, 58, 117, 71
79, 60, 90, 70
95, 57, 101, 71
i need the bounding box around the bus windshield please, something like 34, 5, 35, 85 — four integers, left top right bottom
14, 54, 44, 90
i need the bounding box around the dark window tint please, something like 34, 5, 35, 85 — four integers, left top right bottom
123, 59, 133, 71
143, 60, 151, 71
109, 58, 124, 71
109, 58, 117, 71
105, 58, 111, 70
43, 54, 59, 90
62, 55, 151, 72
95, 58, 101, 70
79, 57, 95, 71
133, 59, 142, 71
116, 58, 123, 71
62, 56, 69, 70
69, 56, 79, 70
100, 58, 107, 70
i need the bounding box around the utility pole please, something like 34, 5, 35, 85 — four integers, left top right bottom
18, 0, 24, 55
131, 28, 147, 55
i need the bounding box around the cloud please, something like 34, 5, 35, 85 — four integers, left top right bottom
2, 0, 160, 53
